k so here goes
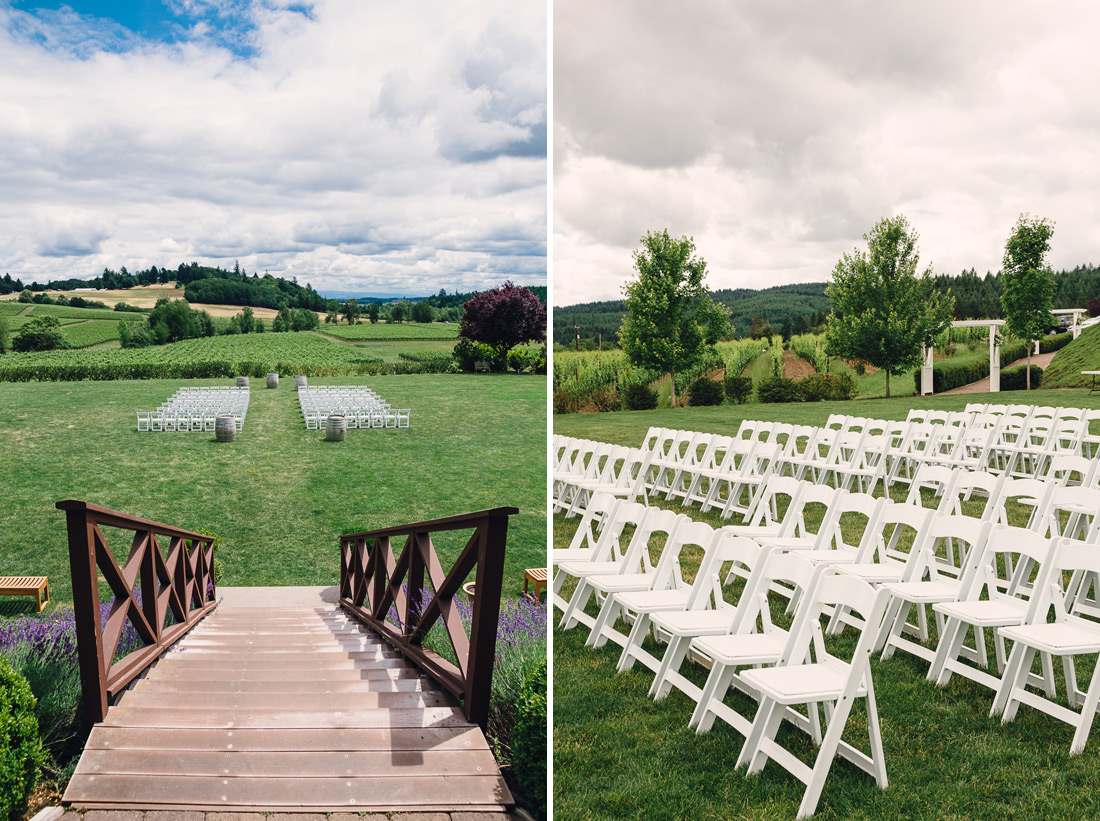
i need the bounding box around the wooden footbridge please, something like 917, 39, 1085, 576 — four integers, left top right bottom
56, 501, 518, 814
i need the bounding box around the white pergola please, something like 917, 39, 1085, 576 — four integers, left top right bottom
1053, 308, 1087, 340
920, 319, 1005, 396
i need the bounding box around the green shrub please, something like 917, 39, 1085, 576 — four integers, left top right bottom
453, 337, 505, 372
827, 370, 859, 401
507, 347, 531, 372
1039, 332, 1072, 354
0, 657, 45, 821
622, 381, 658, 411
757, 374, 798, 403
723, 374, 752, 404
796, 373, 830, 402
687, 377, 724, 406
512, 658, 547, 820
1000, 364, 1044, 391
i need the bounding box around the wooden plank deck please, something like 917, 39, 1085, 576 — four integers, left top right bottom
63, 606, 513, 813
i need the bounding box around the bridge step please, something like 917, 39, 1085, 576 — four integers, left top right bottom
64, 605, 511, 812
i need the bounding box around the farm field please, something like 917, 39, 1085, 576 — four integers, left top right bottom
0, 331, 384, 380
554, 395, 1100, 820
0, 373, 545, 610
0, 282, 285, 320
320, 321, 461, 340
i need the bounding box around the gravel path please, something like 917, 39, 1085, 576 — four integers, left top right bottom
940, 351, 1057, 394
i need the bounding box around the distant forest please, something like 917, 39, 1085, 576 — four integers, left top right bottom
0, 265, 547, 314
555, 265, 1100, 348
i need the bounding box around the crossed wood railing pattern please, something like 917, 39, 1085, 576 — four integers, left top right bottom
339, 506, 517, 730
58, 500, 216, 725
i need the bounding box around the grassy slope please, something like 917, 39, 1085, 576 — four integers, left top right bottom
0, 374, 545, 608
1042, 324, 1100, 389
553, 394, 1100, 820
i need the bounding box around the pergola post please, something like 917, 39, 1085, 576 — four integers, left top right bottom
920, 344, 934, 396
990, 330, 1001, 393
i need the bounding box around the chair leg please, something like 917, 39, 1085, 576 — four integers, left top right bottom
930, 618, 967, 685
616, 613, 651, 671
1070, 663, 1100, 755
692, 663, 736, 732
650, 635, 691, 700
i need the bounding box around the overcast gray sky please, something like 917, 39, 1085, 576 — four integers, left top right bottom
0, 0, 545, 294
553, 1, 1100, 306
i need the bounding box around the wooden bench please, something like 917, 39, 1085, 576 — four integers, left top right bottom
0, 576, 50, 612
523, 567, 547, 603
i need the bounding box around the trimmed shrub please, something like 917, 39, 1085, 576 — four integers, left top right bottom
757, 375, 798, 403
622, 382, 658, 411
1039, 332, 1072, 354
796, 374, 830, 402
723, 374, 752, 404
1000, 364, 1044, 391
688, 377, 724, 406
0, 657, 45, 821
512, 658, 547, 820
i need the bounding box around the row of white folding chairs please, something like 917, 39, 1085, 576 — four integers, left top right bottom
554, 500, 892, 817
552, 437, 652, 516
636, 415, 1096, 513
136, 411, 244, 432
302, 408, 409, 430
558, 491, 1100, 785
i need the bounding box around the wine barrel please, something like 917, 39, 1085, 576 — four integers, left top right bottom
236, 376, 249, 388
215, 415, 236, 443
295, 375, 307, 391
325, 414, 347, 442
266, 373, 279, 389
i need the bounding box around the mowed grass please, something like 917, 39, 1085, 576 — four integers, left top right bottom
553, 393, 1100, 819
0, 373, 545, 608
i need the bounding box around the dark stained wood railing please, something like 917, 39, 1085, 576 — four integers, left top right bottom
339, 506, 518, 731
57, 500, 217, 725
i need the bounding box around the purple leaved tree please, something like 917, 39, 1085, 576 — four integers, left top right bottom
459, 281, 546, 366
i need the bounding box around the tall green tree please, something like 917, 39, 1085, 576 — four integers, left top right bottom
824, 215, 954, 397
340, 299, 361, 325
1001, 214, 1056, 390
368, 303, 380, 324
618, 229, 729, 408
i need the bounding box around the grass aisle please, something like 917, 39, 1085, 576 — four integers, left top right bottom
0, 373, 545, 607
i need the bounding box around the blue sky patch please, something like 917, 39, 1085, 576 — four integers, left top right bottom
3, 1, 312, 58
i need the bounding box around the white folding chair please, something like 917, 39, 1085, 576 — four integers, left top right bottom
993, 538, 1100, 754
736, 573, 892, 819
928, 525, 1059, 694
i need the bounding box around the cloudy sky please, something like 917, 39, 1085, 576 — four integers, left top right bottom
554, 1, 1100, 305
0, 0, 546, 295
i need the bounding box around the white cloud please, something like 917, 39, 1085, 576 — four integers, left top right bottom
0, 0, 546, 293
554, 0, 1100, 305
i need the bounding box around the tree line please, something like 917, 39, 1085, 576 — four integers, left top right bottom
556, 263, 1100, 349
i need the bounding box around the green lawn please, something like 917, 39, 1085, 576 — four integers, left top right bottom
553, 388, 1100, 446
553, 393, 1100, 819
0, 373, 545, 608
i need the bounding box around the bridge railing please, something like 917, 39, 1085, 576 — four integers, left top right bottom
57, 500, 217, 725
339, 506, 517, 731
